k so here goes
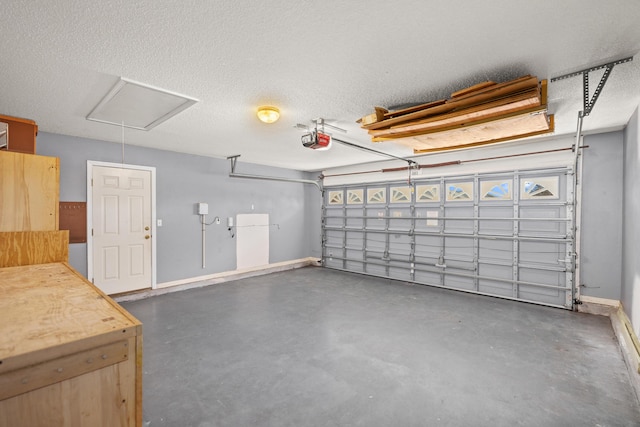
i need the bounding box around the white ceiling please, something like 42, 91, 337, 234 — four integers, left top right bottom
1, 1, 639, 172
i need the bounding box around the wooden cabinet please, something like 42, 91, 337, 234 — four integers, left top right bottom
0, 114, 38, 154
0, 151, 59, 231
0, 262, 143, 427
0, 140, 143, 426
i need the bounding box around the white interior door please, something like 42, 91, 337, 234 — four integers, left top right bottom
91, 165, 152, 295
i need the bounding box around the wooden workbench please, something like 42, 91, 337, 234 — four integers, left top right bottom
0, 262, 142, 427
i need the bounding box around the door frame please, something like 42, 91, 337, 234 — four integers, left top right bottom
87, 161, 157, 290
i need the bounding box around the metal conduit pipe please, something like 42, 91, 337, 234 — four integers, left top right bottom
229, 172, 322, 191
321, 147, 587, 179
227, 155, 323, 191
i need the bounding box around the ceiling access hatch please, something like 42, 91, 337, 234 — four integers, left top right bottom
86, 78, 198, 131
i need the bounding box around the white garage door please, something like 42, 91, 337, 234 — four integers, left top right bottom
322, 167, 575, 309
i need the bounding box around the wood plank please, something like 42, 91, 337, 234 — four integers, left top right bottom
0, 151, 59, 232
0, 263, 140, 372
384, 110, 552, 150
369, 89, 541, 139
412, 114, 555, 154
382, 99, 447, 118
0, 231, 69, 267
447, 75, 533, 102
358, 106, 389, 125
451, 80, 496, 98
540, 79, 548, 104
0, 340, 128, 400
361, 76, 539, 130
0, 353, 138, 427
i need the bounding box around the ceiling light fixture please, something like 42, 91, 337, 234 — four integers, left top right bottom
257, 106, 280, 124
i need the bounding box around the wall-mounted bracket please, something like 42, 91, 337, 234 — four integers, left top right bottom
551, 56, 633, 117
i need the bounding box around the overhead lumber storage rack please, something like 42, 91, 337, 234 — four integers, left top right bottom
358, 75, 553, 153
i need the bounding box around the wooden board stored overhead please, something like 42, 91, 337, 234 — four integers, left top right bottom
398, 111, 554, 153
361, 75, 539, 131
370, 88, 542, 140
357, 76, 553, 153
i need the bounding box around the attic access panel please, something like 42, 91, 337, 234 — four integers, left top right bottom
86, 78, 198, 130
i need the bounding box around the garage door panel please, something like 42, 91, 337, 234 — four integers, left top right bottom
415, 235, 441, 258
345, 260, 364, 271
414, 255, 439, 267
478, 279, 513, 297
323, 168, 574, 309
389, 207, 412, 230
519, 206, 567, 237
389, 266, 412, 281
479, 263, 512, 280
520, 241, 566, 265
444, 206, 474, 233
345, 231, 363, 249
366, 263, 388, 277
415, 208, 441, 231
366, 234, 386, 253
479, 239, 513, 262
325, 216, 343, 227
444, 275, 475, 291
365, 208, 386, 229
518, 284, 565, 306
324, 257, 343, 269
414, 270, 442, 285
389, 234, 412, 254
444, 237, 473, 259
519, 267, 565, 287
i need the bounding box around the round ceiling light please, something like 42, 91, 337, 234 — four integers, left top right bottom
257, 106, 280, 124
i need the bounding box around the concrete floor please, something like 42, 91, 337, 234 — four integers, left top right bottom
122, 267, 640, 427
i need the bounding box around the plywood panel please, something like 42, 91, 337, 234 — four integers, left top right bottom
393, 111, 553, 153
0, 262, 142, 426
0, 230, 68, 267
0, 151, 59, 231
361, 75, 538, 130
0, 339, 138, 427
369, 89, 541, 139
0, 263, 140, 371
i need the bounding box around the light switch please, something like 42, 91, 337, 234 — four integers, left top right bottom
157, 219, 163, 227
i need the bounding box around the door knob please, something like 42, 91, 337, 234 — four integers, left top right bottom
145, 235, 150, 239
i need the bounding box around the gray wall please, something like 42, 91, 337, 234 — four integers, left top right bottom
580, 131, 624, 299
623, 107, 640, 335
37, 132, 321, 283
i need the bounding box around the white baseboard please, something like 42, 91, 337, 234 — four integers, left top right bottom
577, 295, 621, 316
610, 305, 640, 404
114, 257, 321, 302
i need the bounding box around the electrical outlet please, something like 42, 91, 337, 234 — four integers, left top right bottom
215, 217, 220, 225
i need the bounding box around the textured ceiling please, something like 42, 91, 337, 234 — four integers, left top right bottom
1, 1, 639, 171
